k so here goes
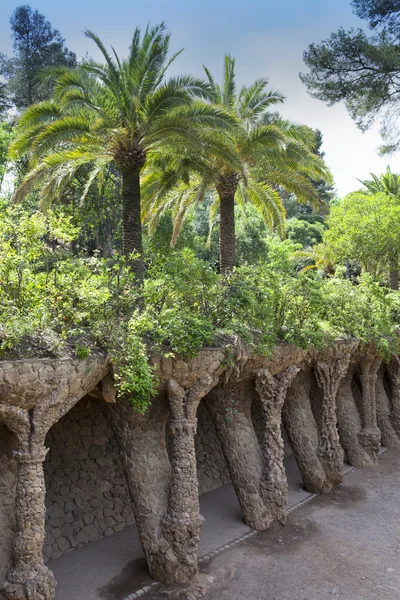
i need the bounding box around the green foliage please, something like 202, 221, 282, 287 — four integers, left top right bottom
325, 191, 400, 280
286, 217, 324, 248
0, 123, 14, 187
1, 17, 399, 415
301, 3, 400, 153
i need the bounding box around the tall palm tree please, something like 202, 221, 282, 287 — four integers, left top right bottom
360, 166, 400, 289
142, 55, 332, 273
8, 24, 236, 282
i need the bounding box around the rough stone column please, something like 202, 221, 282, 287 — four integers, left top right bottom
336, 366, 375, 469
0, 404, 54, 600
314, 356, 350, 490
162, 375, 217, 583
358, 354, 383, 462
375, 365, 400, 447
0, 357, 110, 600
387, 355, 400, 435
2, 449, 56, 600
282, 370, 329, 494
206, 382, 272, 530
254, 366, 299, 524
105, 397, 172, 583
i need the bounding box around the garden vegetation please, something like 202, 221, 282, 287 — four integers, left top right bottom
1, 5, 400, 411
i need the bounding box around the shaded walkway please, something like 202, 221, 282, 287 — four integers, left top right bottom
49, 455, 345, 600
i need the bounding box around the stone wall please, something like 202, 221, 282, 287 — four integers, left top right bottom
0, 425, 17, 582
43, 395, 232, 561
195, 402, 231, 494
43, 397, 135, 561
3, 343, 400, 595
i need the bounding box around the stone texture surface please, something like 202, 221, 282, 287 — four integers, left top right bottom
0, 355, 110, 600
195, 402, 231, 494
0, 426, 17, 583
2, 341, 400, 596
43, 397, 135, 561
254, 366, 299, 524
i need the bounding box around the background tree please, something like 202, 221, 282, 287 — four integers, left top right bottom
143, 56, 332, 274
0, 5, 76, 110
324, 191, 400, 286
359, 165, 400, 288
9, 24, 236, 282
301, 1, 400, 153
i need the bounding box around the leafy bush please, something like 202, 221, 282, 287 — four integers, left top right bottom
1, 203, 399, 412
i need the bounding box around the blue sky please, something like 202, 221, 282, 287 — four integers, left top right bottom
1, 0, 398, 195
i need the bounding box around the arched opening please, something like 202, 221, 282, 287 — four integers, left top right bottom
43, 395, 135, 561
195, 397, 250, 555
43, 395, 150, 599
0, 424, 17, 582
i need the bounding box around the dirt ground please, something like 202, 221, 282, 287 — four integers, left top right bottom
147, 450, 400, 600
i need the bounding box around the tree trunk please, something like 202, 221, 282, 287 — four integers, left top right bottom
389, 253, 399, 290
216, 172, 239, 275
122, 168, 144, 284
218, 193, 236, 274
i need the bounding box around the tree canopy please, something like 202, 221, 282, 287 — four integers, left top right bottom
0, 5, 76, 110
301, 0, 400, 153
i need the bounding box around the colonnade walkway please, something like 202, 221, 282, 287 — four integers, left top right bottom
49, 456, 355, 600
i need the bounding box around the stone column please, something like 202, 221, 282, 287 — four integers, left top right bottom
105, 397, 172, 583
282, 371, 329, 494
375, 365, 400, 448
0, 357, 110, 600
0, 404, 54, 600
387, 355, 400, 435
162, 375, 217, 583
206, 382, 271, 530
336, 367, 374, 469
358, 355, 382, 462
314, 357, 350, 490
254, 366, 299, 524
2, 449, 56, 600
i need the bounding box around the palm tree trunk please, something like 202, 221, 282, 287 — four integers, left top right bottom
389, 253, 399, 290
217, 173, 239, 274
122, 168, 144, 284
219, 192, 236, 274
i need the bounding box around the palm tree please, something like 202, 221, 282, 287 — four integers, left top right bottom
291, 242, 337, 277
142, 55, 332, 274
8, 24, 236, 282
360, 166, 400, 289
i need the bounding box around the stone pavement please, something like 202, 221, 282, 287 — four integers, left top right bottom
147, 449, 399, 600
49, 456, 350, 600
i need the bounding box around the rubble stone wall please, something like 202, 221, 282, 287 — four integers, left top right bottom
0, 425, 17, 582
43, 397, 135, 560
195, 402, 231, 493
43, 395, 233, 561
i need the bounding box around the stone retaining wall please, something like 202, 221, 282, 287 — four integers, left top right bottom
0, 425, 17, 582
43, 395, 233, 561
195, 402, 231, 493
43, 397, 135, 560
2, 342, 400, 597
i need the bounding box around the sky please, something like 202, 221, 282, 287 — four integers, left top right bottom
0, 0, 398, 196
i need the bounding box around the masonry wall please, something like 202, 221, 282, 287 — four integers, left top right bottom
195, 401, 231, 493
43, 395, 233, 561
43, 397, 135, 561
0, 425, 17, 582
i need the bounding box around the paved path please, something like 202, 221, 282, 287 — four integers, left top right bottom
50, 456, 315, 600
146, 449, 400, 600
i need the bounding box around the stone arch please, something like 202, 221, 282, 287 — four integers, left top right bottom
0, 424, 18, 583
43, 395, 135, 562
